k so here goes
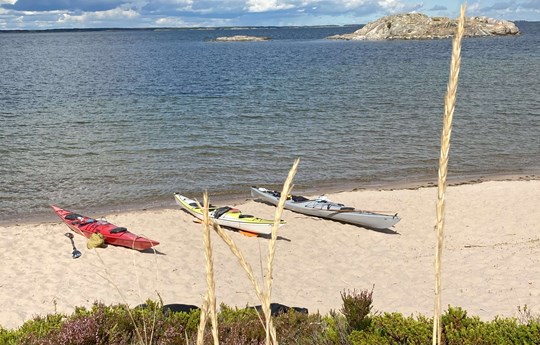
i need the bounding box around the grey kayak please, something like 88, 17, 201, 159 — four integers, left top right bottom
250, 186, 400, 229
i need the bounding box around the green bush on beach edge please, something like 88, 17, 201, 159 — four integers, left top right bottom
1, 289, 540, 344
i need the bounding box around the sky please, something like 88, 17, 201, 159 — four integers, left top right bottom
0, 0, 539, 30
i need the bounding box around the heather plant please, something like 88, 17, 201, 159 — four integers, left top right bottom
517, 304, 540, 325
215, 305, 266, 344
47, 314, 103, 345
18, 303, 133, 345
212, 306, 325, 345
322, 287, 375, 345
340, 288, 373, 331
73, 302, 135, 336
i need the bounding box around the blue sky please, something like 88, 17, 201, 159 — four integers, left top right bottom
0, 1, 538, 30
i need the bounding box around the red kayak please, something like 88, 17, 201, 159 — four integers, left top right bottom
51, 205, 159, 251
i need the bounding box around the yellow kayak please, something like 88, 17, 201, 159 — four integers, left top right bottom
174, 193, 284, 236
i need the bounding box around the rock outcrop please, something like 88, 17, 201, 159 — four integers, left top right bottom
213, 35, 271, 42
328, 13, 520, 40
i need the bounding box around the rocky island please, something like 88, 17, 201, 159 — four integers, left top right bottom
212, 35, 271, 42
328, 13, 520, 40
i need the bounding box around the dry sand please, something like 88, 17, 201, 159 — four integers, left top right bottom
1, 179, 539, 330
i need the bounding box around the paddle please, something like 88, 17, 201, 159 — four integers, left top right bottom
65, 232, 82, 259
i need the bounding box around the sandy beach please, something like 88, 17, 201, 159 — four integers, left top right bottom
1, 178, 539, 330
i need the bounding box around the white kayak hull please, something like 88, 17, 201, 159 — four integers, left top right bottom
250, 186, 400, 229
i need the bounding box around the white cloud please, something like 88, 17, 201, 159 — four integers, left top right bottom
154, 0, 194, 10
245, 0, 296, 12
378, 0, 423, 13
155, 16, 187, 26
58, 7, 139, 25
340, 0, 366, 6
0, 0, 12, 15
338, 0, 409, 11
96, 7, 139, 19
58, 12, 84, 23
242, 0, 414, 14
467, 2, 481, 13
378, 0, 406, 10
157, 0, 193, 4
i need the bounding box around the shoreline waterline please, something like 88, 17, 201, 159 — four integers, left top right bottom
2, 171, 538, 227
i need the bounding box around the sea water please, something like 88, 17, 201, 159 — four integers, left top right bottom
1, 24, 539, 223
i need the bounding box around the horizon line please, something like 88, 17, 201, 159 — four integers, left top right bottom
1, 24, 366, 33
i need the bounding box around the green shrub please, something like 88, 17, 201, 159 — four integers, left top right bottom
10, 314, 66, 345
322, 312, 351, 344
275, 310, 325, 345
441, 306, 485, 345
441, 306, 540, 345
349, 330, 390, 345
0, 326, 25, 345
218, 303, 259, 324
2, 299, 540, 344
366, 313, 433, 344
340, 288, 374, 332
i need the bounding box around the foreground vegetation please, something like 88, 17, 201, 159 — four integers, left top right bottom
1, 289, 539, 345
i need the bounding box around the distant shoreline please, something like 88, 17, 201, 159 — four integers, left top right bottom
0, 24, 363, 34
2, 21, 538, 34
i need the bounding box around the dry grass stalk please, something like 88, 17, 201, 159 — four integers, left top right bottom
195, 196, 272, 343
196, 193, 219, 344
196, 295, 210, 345
211, 219, 278, 342
211, 159, 299, 345
263, 158, 300, 344
433, 4, 466, 345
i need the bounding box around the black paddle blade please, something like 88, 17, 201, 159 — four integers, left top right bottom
65, 232, 81, 258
